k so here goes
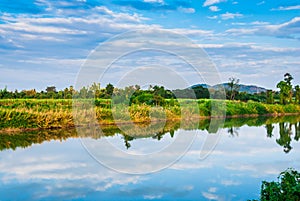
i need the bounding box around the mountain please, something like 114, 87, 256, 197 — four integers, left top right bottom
191, 83, 268, 94
190, 84, 211, 88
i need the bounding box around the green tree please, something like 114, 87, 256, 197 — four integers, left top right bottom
89, 82, 101, 98
45, 86, 56, 99
295, 85, 300, 104
227, 77, 240, 100
105, 83, 114, 98
46, 86, 56, 93
23, 89, 37, 98
192, 85, 209, 99
79, 86, 88, 98
277, 81, 289, 104
284, 73, 293, 103
0, 86, 12, 99
266, 90, 274, 104
259, 168, 300, 201
277, 73, 293, 104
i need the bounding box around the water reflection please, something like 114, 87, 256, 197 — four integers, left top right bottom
276, 122, 300, 153
1, 115, 300, 153
0, 116, 300, 200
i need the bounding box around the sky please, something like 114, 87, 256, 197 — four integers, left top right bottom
0, 0, 299, 91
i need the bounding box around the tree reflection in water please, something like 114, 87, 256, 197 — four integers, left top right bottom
0, 115, 300, 153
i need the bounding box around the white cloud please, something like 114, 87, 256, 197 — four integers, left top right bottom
250, 21, 269, 25
207, 15, 218, 20
250, 45, 300, 52
144, 194, 163, 199
94, 6, 149, 22
203, 0, 226, 7
198, 43, 224, 48
220, 179, 241, 186
257, 1, 265, 6
17, 58, 85, 66
144, 0, 164, 3
231, 22, 246, 25
170, 161, 213, 170
224, 17, 300, 39
0, 6, 157, 54
220, 12, 243, 20
0, 21, 87, 35
202, 192, 220, 200
209, 6, 220, 12
183, 185, 194, 191
225, 28, 257, 35
0, 0, 299, 93
264, 17, 300, 36
171, 28, 213, 36
0, 145, 143, 194
208, 187, 217, 193
225, 17, 300, 39
178, 7, 196, 13
199, 42, 300, 89
272, 5, 300, 11
19, 33, 65, 41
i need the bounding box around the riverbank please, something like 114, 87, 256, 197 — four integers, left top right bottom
1, 114, 300, 151
0, 99, 299, 131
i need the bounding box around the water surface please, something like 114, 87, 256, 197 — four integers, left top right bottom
0, 115, 300, 200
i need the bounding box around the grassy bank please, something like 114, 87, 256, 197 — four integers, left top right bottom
0, 99, 299, 130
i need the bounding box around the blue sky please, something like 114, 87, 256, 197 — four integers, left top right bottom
0, 0, 299, 91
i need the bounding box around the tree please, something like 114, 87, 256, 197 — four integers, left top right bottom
90, 82, 101, 98
192, 85, 209, 99
23, 89, 37, 98
105, 83, 114, 98
295, 85, 300, 104
79, 86, 88, 98
134, 85, 141, 91
45, 86, 56, 99
260, 168, 300, 201
0, 86, 11, 99
266, 90, 274, 104
227, 77, 240, 100
46, 86, 56, 93
284, 73, 293, 85
276, 73, 293, 104
277, 81, 289, 104
277, 73, 293, 104
284, 73, 293, 103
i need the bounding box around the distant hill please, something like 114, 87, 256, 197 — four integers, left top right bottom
191, 84, 210, 88
191, 83, 268, 94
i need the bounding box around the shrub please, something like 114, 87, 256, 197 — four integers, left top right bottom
250, 168, 300, 201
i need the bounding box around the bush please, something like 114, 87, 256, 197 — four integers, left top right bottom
250, 168, 300, 201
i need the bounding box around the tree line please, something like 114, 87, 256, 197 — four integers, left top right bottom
0, 73, 299, 105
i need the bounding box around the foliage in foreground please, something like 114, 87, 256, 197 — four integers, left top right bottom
250, 168, 300, 201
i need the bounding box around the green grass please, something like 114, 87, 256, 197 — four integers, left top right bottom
0, 99, 299, 129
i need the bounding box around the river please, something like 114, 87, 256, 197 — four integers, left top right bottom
0, 115, 299, 200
